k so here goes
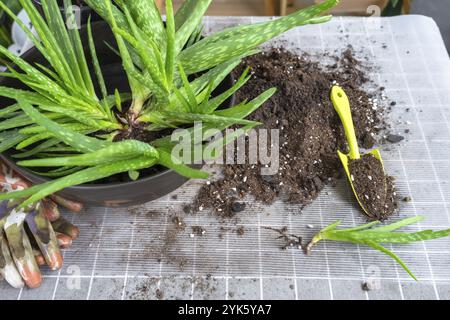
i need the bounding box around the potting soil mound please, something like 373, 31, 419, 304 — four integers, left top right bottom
348, 154, 397, 221
189, 48, 396, 218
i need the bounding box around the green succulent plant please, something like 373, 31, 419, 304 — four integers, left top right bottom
0, 0, 339, 208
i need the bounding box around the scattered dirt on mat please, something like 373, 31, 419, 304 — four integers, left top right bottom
155, 288, 165, 300
126, 277, 159, 300
190, 47, 393, 219
126, 208, 191, 271
191, 226, 206, 236
403, 196, 412, 202
386, 134, 405, 144
263, 226, 304, 251
172, 216, 187, 232
348, 154, 397, 220
236, 226, 246, 236
362, 281, 374, 291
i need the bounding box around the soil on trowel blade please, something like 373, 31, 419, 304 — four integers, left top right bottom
348, 154, 397, 220
190, 47, 394, 218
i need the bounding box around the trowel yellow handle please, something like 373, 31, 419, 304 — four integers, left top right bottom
331, 86, 360, 160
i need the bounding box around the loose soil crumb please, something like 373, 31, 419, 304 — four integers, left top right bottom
236, 226, 246, 236
126, 277, 159, 300
191, 226, 206, 236
172, 216, 186, 232
386, 134, 404, 143
348, 154, 397, 220
155, 288, 164, 300
191, 276, 218, 299
191, 47, 392, 218
362, 281, 375, 291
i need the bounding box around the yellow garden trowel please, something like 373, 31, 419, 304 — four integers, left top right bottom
330, 85, 386, 217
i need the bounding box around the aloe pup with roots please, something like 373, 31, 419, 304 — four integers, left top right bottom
307, 216, 450, 280
0, 0, 339, 207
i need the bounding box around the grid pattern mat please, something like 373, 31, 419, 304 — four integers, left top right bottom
2, 15, 450, 300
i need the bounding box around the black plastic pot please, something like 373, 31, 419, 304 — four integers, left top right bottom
0, 21, 234, 207
32, 0, 101, 27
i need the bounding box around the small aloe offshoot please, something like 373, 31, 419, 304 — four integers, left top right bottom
306, 216, 450, 280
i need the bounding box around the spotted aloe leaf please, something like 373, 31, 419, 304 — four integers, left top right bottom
116, 0, 166, 47
152, 88, 276, 154
174, 0, 211, 54
18, 140, 158, 168
157, 149, 209, 179
83, 0, 128, 31
174, 0, 207, 30
179, 0, 338, 74
0, 131, 27, 153
165, 0, 176, 88
18, 101, 110, 153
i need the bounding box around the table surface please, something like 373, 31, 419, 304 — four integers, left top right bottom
1, 15, 450, 300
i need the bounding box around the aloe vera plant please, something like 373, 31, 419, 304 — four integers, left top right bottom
307, 216, 450, 280
0, 0, 339, 208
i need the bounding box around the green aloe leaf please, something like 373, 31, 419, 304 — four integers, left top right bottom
188, 51, 258, 95
113, 27, 168, 97
215, 88, 276, 119
84, 0, 128, 29
177, 62, 198, 112
0, 130, 27, 153
31, 166, 83, 178
18, 140, 158, 167
0, 104, 21, 118
19, 0, 78, 90
103, 0, 149, 106
36, 105, 107, 129
19, 101, 110, 153
364, 240, 417, 281
179, 0, 338, 74
149, 110, 260, 128
87, 17, 108, 101
42, 0, 89, 94
19, 122, 89, 135
17, 131, 63, 150
165, 0, 176, 88
12, 138, 61, 159
363, 216, 424, 233
174, 0, 211, 54
200, 67, 251, 114
158, 149, 209, 179
153, 88, 276, 149
174, 0, 204, 30
350, 229, 450, 244
116, 0, 166, 47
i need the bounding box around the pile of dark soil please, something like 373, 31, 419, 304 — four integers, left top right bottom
348, 154, 397, 220
189, 47, 396, 218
